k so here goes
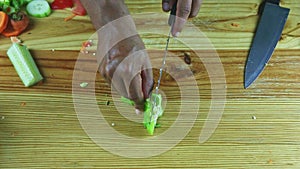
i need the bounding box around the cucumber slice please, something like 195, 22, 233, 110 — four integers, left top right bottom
26, 0, 51, 18
7, 43, 43, 87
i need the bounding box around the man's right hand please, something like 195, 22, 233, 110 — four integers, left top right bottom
162, 0, 203, 37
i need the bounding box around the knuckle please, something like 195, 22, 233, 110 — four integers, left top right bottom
178, 6, 191, 17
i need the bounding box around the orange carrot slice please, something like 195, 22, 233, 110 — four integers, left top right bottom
0, 11, 9, 33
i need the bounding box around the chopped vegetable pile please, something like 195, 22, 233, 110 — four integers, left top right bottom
0, 0, 87, 37
0, 0, 52, 37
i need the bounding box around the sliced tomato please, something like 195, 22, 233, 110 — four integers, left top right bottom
2, 13, 30, 37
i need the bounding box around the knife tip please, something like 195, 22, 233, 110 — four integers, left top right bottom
244, 82, 251, 89
244, 74, 253, 89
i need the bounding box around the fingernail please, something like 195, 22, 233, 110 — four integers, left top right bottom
163, 3, 170, 11
135, 109, 143, 115
174, 32, 180, 37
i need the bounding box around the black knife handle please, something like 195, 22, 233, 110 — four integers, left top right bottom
259, 0, 280, 15
168, 1, 177, 26
265, 0, 280, 5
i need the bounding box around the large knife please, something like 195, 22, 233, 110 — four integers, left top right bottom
244, 0, 290, 88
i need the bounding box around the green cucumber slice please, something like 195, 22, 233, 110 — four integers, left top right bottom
143, 93, 163, 135
26, 0, 51, 18
7, 43, 43, 87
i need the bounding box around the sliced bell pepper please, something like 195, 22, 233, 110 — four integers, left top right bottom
72, 0, 86, 16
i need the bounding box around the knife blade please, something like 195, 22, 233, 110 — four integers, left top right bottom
152, 2, 177, 107
155, 1, 177, 93
143, 2, 178, 134
244, 0, 290, 88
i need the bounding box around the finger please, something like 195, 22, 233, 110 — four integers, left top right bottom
190, 0, 202, 18
116, 51, 145, 113
99, 58, 111, 83
162, 0, 177, 12
162, 0, 170, 12
141, 67, 154, 99
113, 75, 129, 98
172, 0, 193, 37
128, 73, 145, 113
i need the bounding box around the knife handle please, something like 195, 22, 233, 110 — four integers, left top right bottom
168, 1, 177, 26
265, 0, 280, 5
259, 0, 280, 14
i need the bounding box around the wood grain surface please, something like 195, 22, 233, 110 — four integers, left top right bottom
0, 0, 299, 50
1, 0, 300, 168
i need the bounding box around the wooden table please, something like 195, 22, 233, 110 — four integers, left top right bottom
1, 0, 299, 168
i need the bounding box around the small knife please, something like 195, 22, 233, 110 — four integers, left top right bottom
155, 1, 177, 93
244, 0, 290, 88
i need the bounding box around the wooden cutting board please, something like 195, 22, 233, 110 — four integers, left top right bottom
1, 0, 300, 168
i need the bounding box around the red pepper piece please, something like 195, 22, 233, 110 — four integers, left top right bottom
51, 0, 73, 10
72, 0, 86, 16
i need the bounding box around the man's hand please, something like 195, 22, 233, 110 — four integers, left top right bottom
80, 0, 154, 113
162, 0, 203, 37
99, 35, 153, 114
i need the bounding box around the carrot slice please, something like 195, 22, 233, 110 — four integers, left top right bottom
0, 11, 9, 33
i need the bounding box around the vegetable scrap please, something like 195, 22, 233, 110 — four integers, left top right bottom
80, 82, 88, 88
20, 102, 26, 106
64, 13, 76, 22
83, 40, 93, 47
10, 36, 21, 43
80, 40, 93, 53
